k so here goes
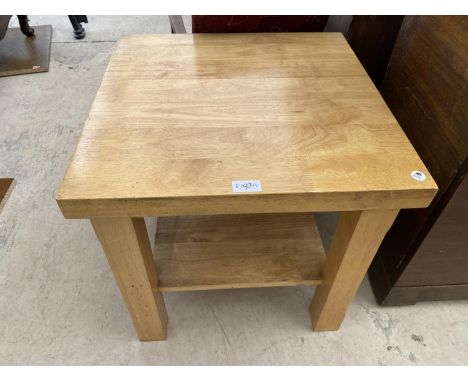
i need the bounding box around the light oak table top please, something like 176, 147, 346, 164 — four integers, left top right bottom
57, 33, 437, 218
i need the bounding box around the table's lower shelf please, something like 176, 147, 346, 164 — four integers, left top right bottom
153, 213, 326, 292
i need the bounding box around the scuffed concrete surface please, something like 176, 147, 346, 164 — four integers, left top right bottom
1, 16, 468, 365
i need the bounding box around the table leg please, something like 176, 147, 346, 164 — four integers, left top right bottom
310, 209, 399, 331
91, 217, 168, 341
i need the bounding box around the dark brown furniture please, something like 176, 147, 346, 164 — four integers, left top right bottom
367, 16, 468, 305
347, 16, 404, 87
191, 15, 329, 33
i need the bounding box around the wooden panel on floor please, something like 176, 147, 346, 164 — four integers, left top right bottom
0, 25, 51, 77
154, 213, 326, 291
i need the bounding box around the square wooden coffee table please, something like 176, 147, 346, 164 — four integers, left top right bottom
57, 33, 437, 341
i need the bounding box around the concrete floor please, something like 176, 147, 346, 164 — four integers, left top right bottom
1, 16, 468, 365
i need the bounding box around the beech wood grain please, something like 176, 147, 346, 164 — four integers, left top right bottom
154, 213, 326, 291
57, 33, 436, 218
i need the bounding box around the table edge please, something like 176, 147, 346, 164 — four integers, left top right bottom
57, 187, 438, 219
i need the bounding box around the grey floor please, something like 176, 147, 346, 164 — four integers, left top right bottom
1, 16, 467, 366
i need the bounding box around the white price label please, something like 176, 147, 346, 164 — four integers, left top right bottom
232, 180, 262, 193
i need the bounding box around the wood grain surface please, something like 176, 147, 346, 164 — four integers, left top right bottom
310, 209, 398, 331
154, 213, 325, 291
57, 33, 437, 218
91, 217, 168, 340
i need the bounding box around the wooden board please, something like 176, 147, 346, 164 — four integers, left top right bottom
154, 213, 325, 291
0, 25, 51, 77
57, 33, 437, 218
0, 178, 15, 214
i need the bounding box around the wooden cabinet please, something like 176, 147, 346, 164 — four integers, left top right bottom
347, 16, 404, 87
366, 16, 468, 305
397, 176, 468, 287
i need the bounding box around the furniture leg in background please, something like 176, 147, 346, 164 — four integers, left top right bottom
0, 15, 35, 40
68, 15, 88, 39
17, 15, 34, 37
169, 16, 186, 34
